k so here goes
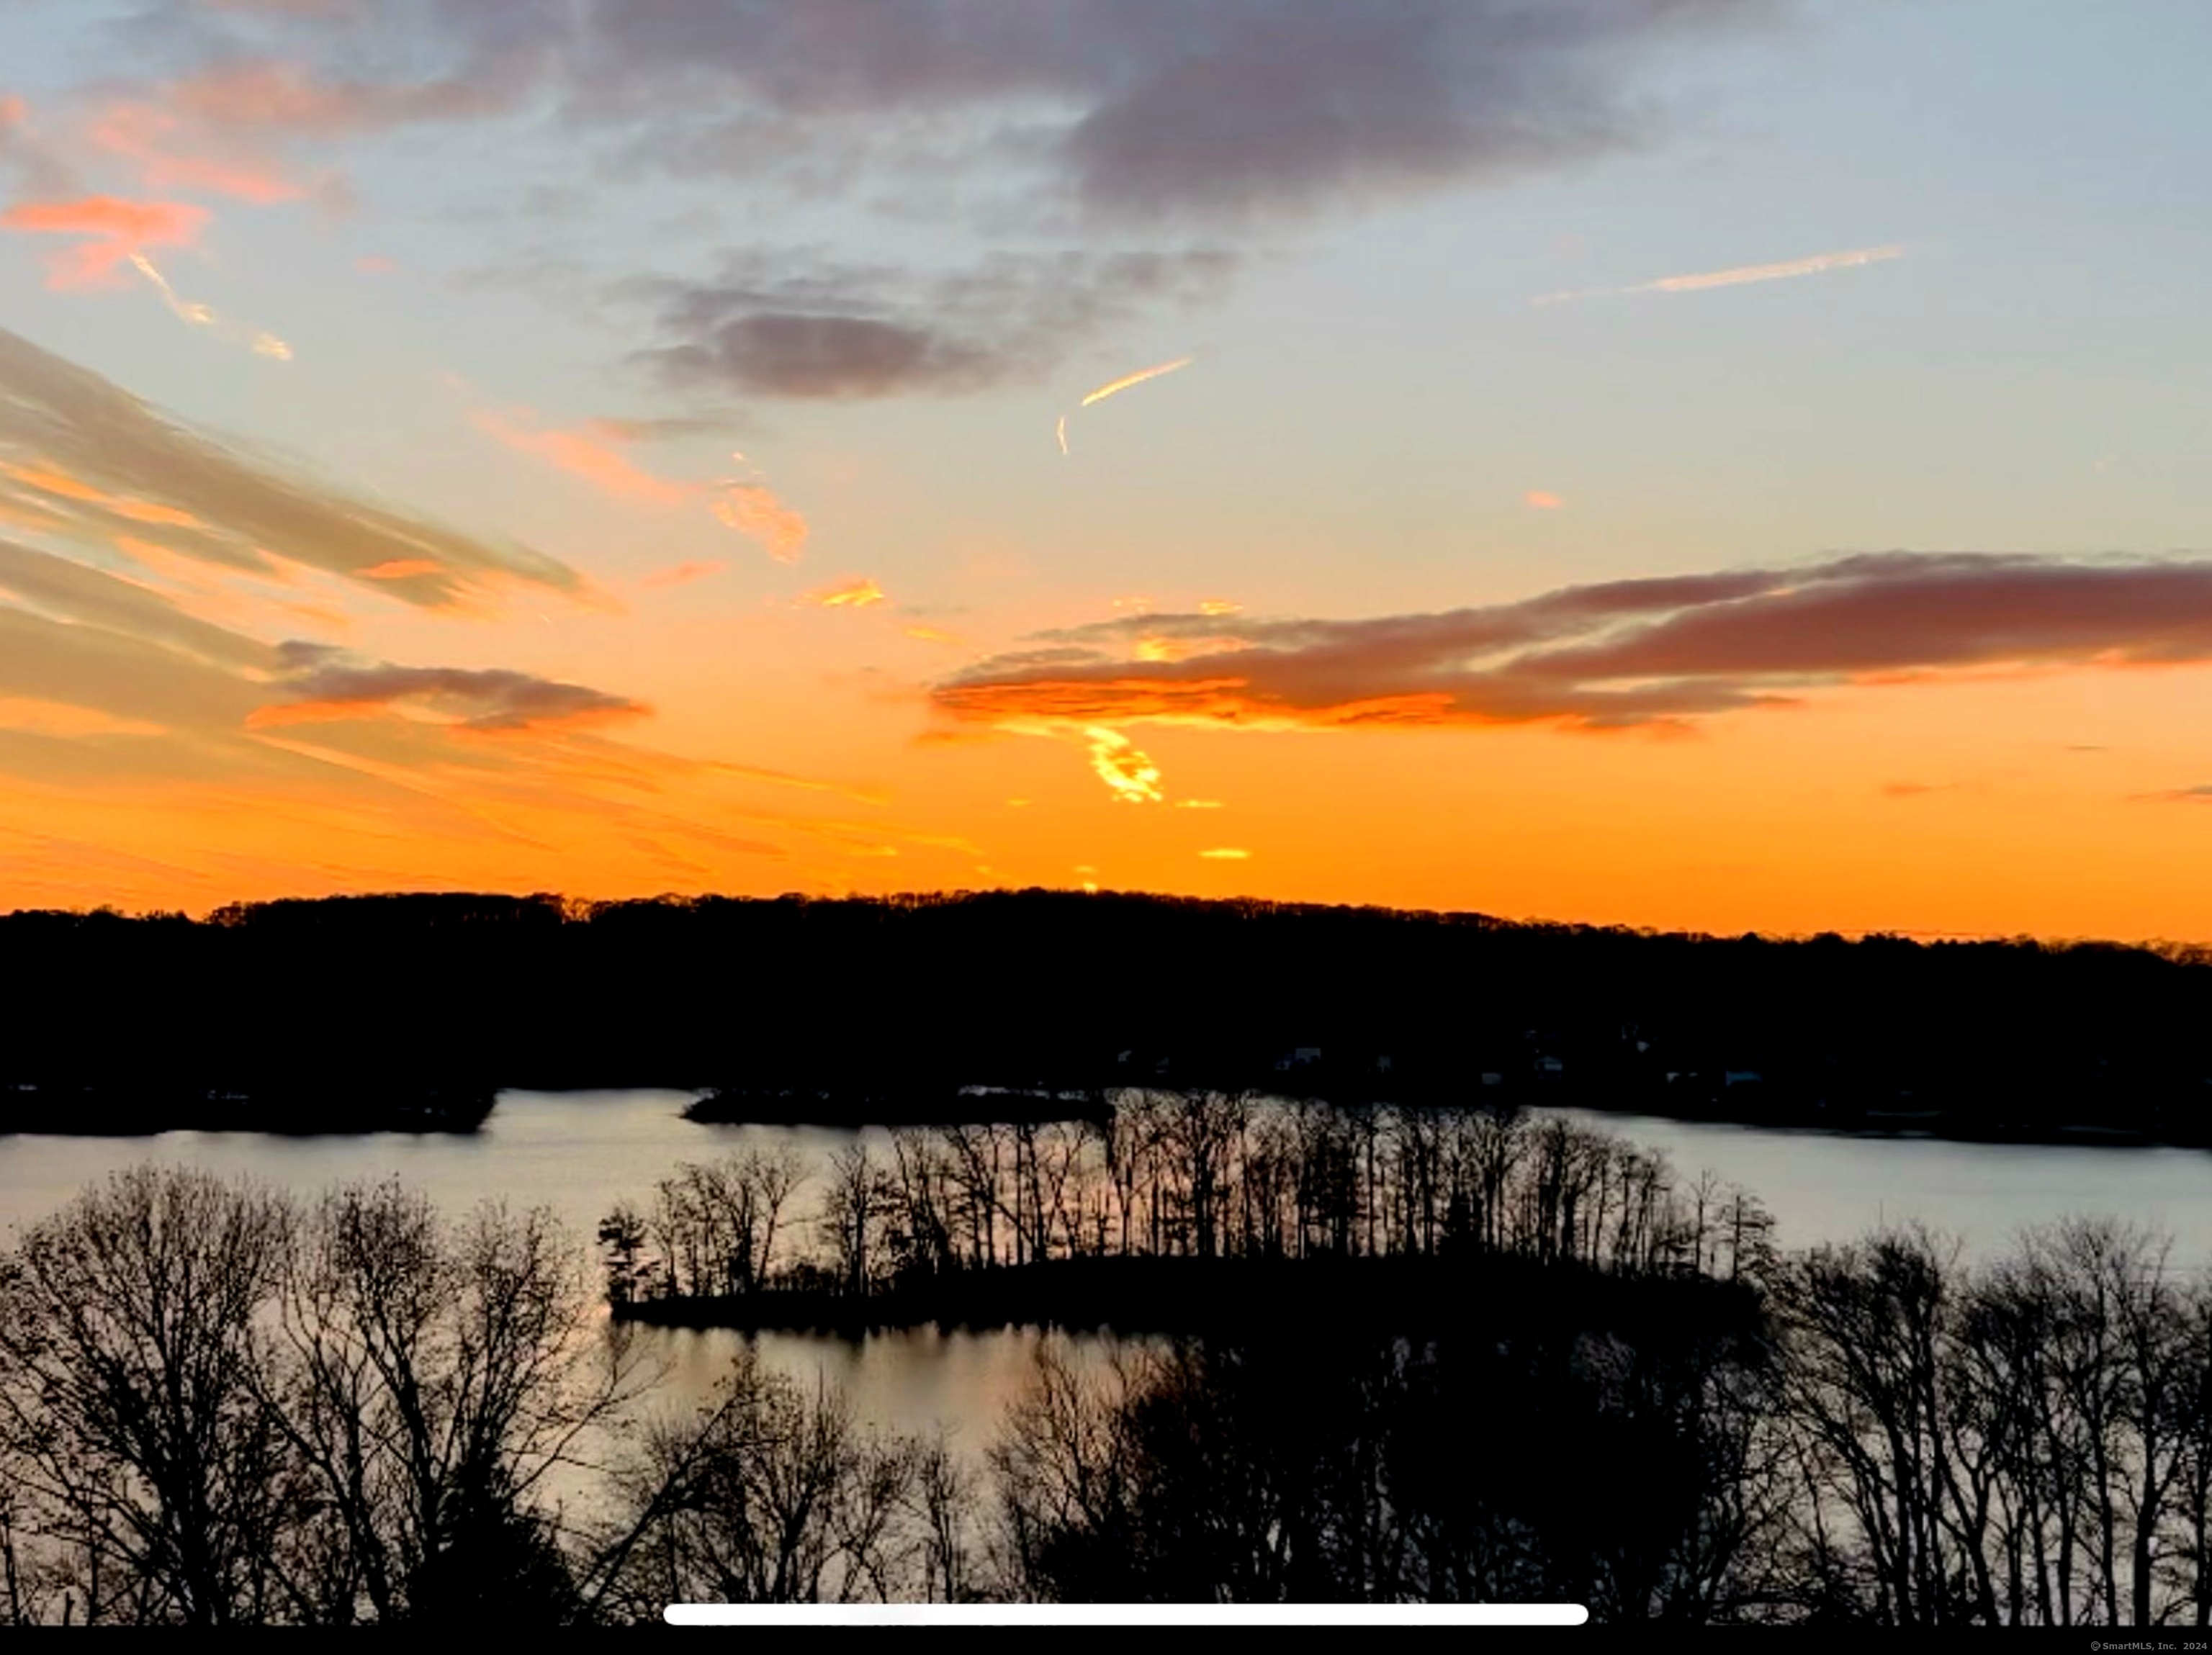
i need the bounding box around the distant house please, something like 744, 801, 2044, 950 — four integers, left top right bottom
1274, 1047, 1323, 1071
1374, 1055, 1393, 1073
1723, 1070, 1763, 1088
1480, 1073, 1505, 1088
1533, 1055, 1565, 1081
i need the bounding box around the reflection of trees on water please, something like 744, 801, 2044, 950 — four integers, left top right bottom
4, 1105, 2211, 1623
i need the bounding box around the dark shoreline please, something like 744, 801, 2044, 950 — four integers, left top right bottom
6, 1076, 2211, 1153
1551, 1093, 2212, 1152
683, 1083, 1112, 1129
0, 1083, 497, 1137
609, 1253, 1758, 1339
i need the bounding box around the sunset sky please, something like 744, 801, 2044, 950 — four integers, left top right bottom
2, 0, 2210, 938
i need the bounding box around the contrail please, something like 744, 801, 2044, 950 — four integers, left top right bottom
1080, 355, 1195, 408
129, 253, 214, 325
1532, 245, 1903, 306
129, 253, 294, 358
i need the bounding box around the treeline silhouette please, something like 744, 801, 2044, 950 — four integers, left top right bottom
6, 1145, 2212, 1623
992, 1220, 2212, 1622
6, 888, 2212, 1142
598, 1096, 1779, 1331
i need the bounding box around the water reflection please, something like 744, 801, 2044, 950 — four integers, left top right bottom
4, 1087, 2207, 1450
660, 1325, 1151, 1445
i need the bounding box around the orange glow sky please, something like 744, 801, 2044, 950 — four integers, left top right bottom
3, 3, 2211, 939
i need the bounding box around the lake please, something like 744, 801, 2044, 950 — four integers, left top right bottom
4, 1088, 2209, 1449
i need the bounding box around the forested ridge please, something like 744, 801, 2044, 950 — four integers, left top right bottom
6, 888, 2212, 1141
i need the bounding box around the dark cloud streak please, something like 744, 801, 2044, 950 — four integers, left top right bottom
634, 245, 1236, 400
935, 553, 2212, 733
259, 641, 651, 732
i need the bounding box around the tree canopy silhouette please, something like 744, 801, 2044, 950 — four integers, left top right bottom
2, 888, 2209, 1141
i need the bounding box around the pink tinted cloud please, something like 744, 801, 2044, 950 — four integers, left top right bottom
471, 410, 691, 508
86, 61, 529, 215
90, 104, 306, 205
714, 483, 809, 564
0, 196, 210, 288
641, 559, 727, 591
159, 60, 511, 137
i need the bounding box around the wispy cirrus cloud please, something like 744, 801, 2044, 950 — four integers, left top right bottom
935, 553, 2212, 736
470, 408, 692, 507
0, 335, 932, 906
0, 537, 274, 670
711, 482, 809, 563
0, 325, 587, 610
464, 402, 811, 563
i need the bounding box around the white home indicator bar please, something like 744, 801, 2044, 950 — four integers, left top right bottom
665, 1605, 1589, 1625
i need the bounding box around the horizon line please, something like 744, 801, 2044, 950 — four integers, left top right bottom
6, 885, 2206, 955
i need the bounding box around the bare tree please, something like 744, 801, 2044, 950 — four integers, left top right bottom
269, 1181, 652, 1623
0, 1167, 294, 1625
821, 1145, 886, 1297
592, 1349, 923, 1612
909, 1430, 980, 1602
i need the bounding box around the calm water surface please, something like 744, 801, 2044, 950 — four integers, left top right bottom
4, 1089, 2208, 1446
1545, 1104, 2212, 1263
0, 1091, 1131, 1446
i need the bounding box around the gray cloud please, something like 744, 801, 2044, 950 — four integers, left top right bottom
935, 552, 2212, 731
636, 245, 1236, 400
146, 0, 1779, 222
0, 603, 265, 736
0, 326, 585, 605
261, 641, 651, 731
0, 539, 274, 669
651, 313, 999, 401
